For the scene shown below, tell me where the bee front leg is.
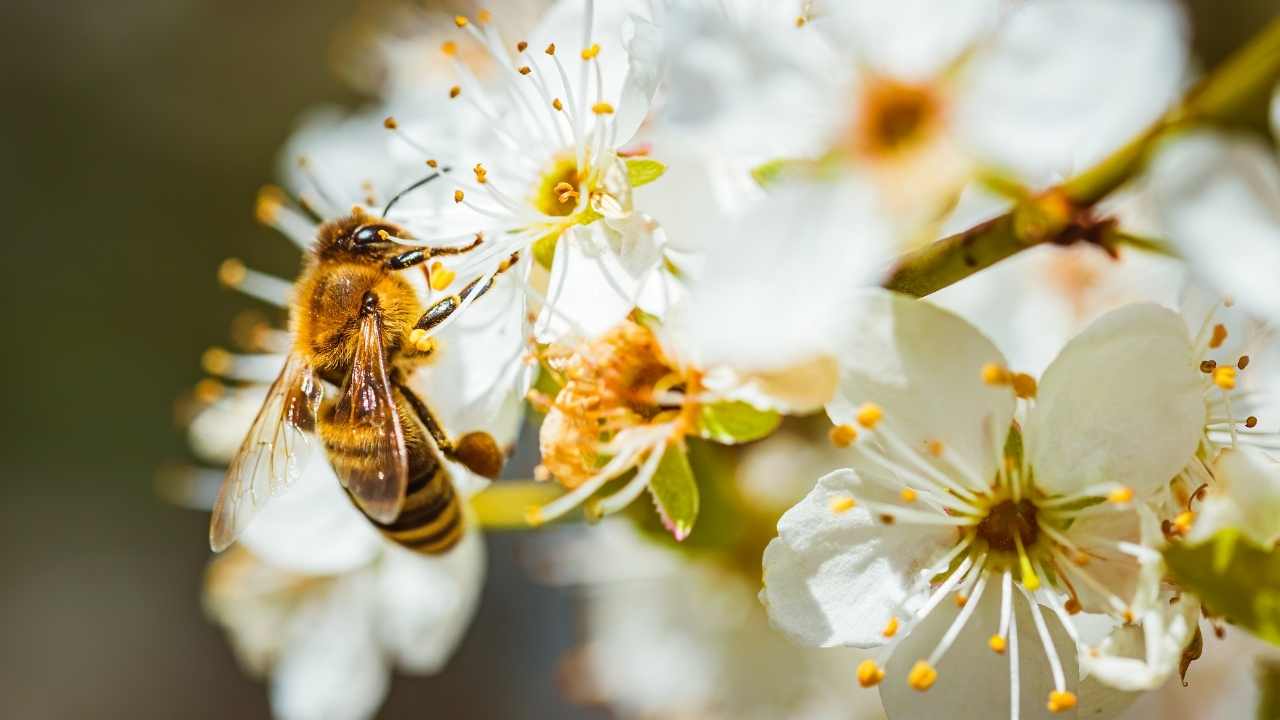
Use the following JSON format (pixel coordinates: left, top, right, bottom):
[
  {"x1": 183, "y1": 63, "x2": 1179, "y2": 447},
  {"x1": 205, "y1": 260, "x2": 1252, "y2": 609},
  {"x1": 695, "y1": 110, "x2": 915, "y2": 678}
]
[{"x1": 410, "y1": 251, "x2": 521, "y2": 334}]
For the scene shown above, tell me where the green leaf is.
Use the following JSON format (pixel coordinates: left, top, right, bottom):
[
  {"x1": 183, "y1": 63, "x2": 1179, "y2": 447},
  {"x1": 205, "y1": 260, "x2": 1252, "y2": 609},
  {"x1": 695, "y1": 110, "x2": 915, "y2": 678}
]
[
  {"x1": 625, "y1": 158, "x2": 666, "y2": 187},
  {"x1": 647, "y1": 443, "x2": 699, "y2": 541},
  {"x1": 695, "y1": 401, "x2": 781, "y2": 445},
  {"x1": 1164, "y1": 529, "x2": 1280, "y2": 646}
]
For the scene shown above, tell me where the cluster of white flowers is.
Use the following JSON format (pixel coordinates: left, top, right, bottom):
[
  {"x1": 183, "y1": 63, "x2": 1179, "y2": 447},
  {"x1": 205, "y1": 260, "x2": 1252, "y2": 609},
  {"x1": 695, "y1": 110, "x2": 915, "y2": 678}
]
[{"x1": 181, "y1": 1, "x2": 1280, "y2": 719}]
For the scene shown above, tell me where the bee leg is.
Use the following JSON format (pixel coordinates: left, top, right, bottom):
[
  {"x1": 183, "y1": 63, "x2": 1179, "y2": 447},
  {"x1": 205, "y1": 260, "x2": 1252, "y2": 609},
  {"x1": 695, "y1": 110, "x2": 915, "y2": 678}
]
[
  {"x1": 411, "y1": 251, "x2": 521, "y2": 333},
  {"x1": 396, "y1": 382, "x2": 504, "y2": 479},
  {"x1": 386, "y1": 235, "x2": 485, "y2": 270}
]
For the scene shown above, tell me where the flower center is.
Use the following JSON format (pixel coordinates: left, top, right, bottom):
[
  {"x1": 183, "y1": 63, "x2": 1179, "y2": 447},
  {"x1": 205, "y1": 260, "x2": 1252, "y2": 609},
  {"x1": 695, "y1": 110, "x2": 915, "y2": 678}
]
[
  {"x1": 975, "y1": 498, "x2": 1039, "y2": 553},
  {"x1": 851, "y1": 78, "x2": 941, "y2": 158},
  {"x1": 533, "y1": 153, "x2": 583, "y2": 217}
]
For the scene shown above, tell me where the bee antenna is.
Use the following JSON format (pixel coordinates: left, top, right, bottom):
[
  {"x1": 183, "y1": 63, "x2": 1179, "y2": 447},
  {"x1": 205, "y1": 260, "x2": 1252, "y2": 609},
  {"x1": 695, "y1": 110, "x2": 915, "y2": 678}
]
[{"x1": 382, "y1": 167, "x2": 452, "y2": 217}]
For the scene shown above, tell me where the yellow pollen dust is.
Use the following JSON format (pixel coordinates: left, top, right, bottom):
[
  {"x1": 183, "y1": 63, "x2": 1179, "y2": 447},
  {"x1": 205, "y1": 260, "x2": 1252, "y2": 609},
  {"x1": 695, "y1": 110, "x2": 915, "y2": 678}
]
[
  {"x1": 882, "y1": 616, "x2": 899, "y2": 638},
  {"x1": 592, "y1": 102, "x2": 615, "y2": 115},
  {"x1": 581, "y1": 43, "x2": 601, "y2": 60},
  {"x1": 1214, "y1": 366, "x2": 1238, "y2": 390},
  {"x1": 453, "y1": 15, "x2": 469, "y2": 28},
  {"x1": 988, "y1": 635, "x2": 1007, "y2": 654},
  {"x1": 440, "y1": 41, "x2": 457, "y2": 56},
  {"x1": 407, "y1": 328, "x2": 436, "y2": 354},
  {"x1": 829, "y1": 424, "x2": 858, "y2": 447},
  {"x1": 1209, "y1": 323, "x2": 1228, "y2": 349},
  {"x1": 1107, "y1": 486, "x2": 1134, "y2": 504},
  {"x1": 429, "y1": 262, "x2": 456, "y2": 291},
  {"x1": 900, "y1": 487, "x2": 918, "y2": 503},
  {"x1": 1047, "y1": 690, "x2": 1078, "y2": 713},
  {"x1": 856, "y1": 403, "x2": 884, "y2": 429},
  {"x1": 907, "y1": 661, "x2": 938, "y2": 691},
  {"x1": 982, "y1": 363, "x2": 1011, "y2": 386},
  {"x1": 829, "y1": 496, "x2": 856, "y2": 514},
  {"x1": 1012, "y1": 372, "x2": 1037, "y2": 399},
  {"x1": 217, "y1": 258, "x2": 247, "y2": 287},
  {"x1": 856, "y1": 660, "x2": 885, "y2": 688}
]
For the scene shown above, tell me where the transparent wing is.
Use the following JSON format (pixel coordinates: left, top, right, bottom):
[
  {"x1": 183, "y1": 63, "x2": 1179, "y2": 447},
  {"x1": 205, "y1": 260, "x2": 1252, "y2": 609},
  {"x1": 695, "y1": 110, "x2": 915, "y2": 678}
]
[
  {"x1": 209, "y1": 353, "x2": 323, "y2": 551},
  {"x1": 330, "y1": 310, "x2": 409, "y2": 523}
]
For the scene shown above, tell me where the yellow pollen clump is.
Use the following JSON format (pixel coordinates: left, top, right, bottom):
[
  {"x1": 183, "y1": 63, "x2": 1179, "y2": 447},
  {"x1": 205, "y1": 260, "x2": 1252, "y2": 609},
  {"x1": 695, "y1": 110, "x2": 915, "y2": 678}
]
[
  {"x1": 907, "y1": 661, "x2": 938, "y2": 691},
  {"x1": 581, "y1": 43, "x2": 601, "y2": 60},
  {"x1": 1209, "y1": 323, "x2": 1228, "y2": 349},
  {"x1": 1012, "y1": 372, "x2": 1038, "y2": 399},
  {"x1": 1213, "y1": 366, "x2": 1238, "y2": 390},
  {"x1": 592, "y1": 102, "x2": 615, "y2": 115},
  {"x1": 882, "y1": 616, "x2": 899, "y2": 638},
  {"x1": 440, "y1": 41, "x2": 457, "y2": 56},
  {"x1": 829, "y1": 424, "x2": 858, "y2": 448},
  {"x1": 449, "y1": 85, "x2": 462, "y2": 99},
  {"x1": 988, "y1": 635, "x2": 1007, "y2": 654},
  {"x1": 454, "y1": 190, "x2": 465, "y2": 203},
  {"x1": 1107, "y1": 486, "x2": 1134, "y2": 504},
  {"x1": 408, "y1": 329, "x2": 436, "y2": 354},
  {"x1": 429, "y1": 263, "x2": 456, "y2": 291},
  {"x1": 900, "y1": 487, "x2": 918, "y2": 503},
  {"x1": 856, "y1": 402, "x2": 884, "y2": 429},
  {"x1": 217, "y1": 258, "x2": 247, "y2": 287},
  {"x1": 856, "y1": 660, "x2": 885, "y2": 688},
  {"x1": 829, "y1": 496, "x2": 856, "y2": 514},
  {"x1": 1047, "y1": 690, "x2": 1078, "y2": 713},
  {"x1": 982, "y1": 362, "x2": 1011, "y2": 386},
  {"x1": 453, "y1": 15, "x2": 469, "y2": 28}
]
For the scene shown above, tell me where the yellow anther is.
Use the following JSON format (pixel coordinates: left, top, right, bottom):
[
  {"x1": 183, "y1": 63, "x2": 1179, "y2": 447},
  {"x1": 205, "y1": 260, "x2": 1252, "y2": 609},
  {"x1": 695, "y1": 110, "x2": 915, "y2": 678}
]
[
  {"x1": 473, "y1": 163, "x2": 488, "y2": 183},
  {"x1": 829, "y1": 424, "x2": 858, "y2": 448},
  {"x1": 524, "y1": 506, "x2": 544, "y2": 527},
  {"x1": 193, "y1": 378, "x2": 224, "y2": 403},
  {"x1": 552, "y1": 98, "x2": 564, "y2": 111},
  {"x1": 382, "y1": 116, "x2": 398, "y2": 130},
  {"x1": 856, "y1": 660, "x2": 885, "y2": 688},
  {"x1": 581, "y1": 43, "x2": 601, "y2": 60},
  {"x1": 217, "y1": 258, "x2": 247, "y2": 287},
  {"x1": 1209, "y1": 323, "x2": 1228, "y2": 349},
  {"x1": 1073, "y1": 552, "x2": 1091, "y2": 568},
  {"x1": 454, "y1": 190, "x2": 465, "y2": 203},
  {"x1": 1047, "y1": 690, "x2": 1078, "y2": 713},
  {"x1": 829, "y1": 496, "x2": 856, "y2": 514},
  {"x1": 592, "y1": 102, "x2": 615, "y2": 115},
  {"x1": 201, "y1": 347, "x2": 232, "y2": 375},
  {"x1": 518, "y1": 65, "x2": 532, "y2": 75},
  {"x1": 1107, "y1": 486, "x2": 1134, "y2": 504},
  {"x1": 453, "y1": 15, "x2": 469, "y2": 28},
  {"x1": 517, "y1": 41, "x2": 528, "y2": 52},
  {"x1": 795, "y1": 16, "x2": 807, "y2": 27},
  {"x1": 882, "y1": 616, "x2": 899, "y2": 638},
  {"x1": 988, "y1": 635, "x2": 1007, "y2": 654},
  {"x1": 1018, "y1": 549, "x2": 1040, "y2": 591},
  {"x1": 545, "y1": 42, "x2": 556, "y2": 55},
  {"x1": 1173, "y1": 511, "x2": 1195, "y2": 535},
  {"x1": 476, "y1": 9, "x2": 491, "y2": 24},
  {"x1": 1239, "y1": 355, "x2": 1251, "y2": 370},
  {"x1": 1065, "y1": 597, "x2": 1082, "y2": 615},
  {"x1": 254, "y1": 185, "x2": 286, "y2": 224},
  {"x1": 907, "y1": 661, "x2": 938, "y2": 691},
  {"x1": 1012, "y1": 372, "x2": 1038, "y2": 399},
  {"x1": 927, "y1": 439, "x2": 944, "y2": 457},
  {"x1": 1122, "y1": 609, "x2": 1134, "y2": 624},
  {"x1": 440, "y1": 41, "x2": 457, "y2": 56},
  {"x1": 1200, "y1": 359, "x2": 1217, "y2": 374},
  {"x1": 855, "y1": 402, "x2": 884, "y2": 429},
  {"x1": 900, "y1": 487, "x2": 918, "y2": 503},
  {"x1": 449, "y1": 85, "x2": 462, "y2": 99},
  {"x1": 982, "y1": 362, "x2": 1011, "y2": 386},
  {"x1": 427, "y1": 159, "x2": 439, "y2": 169},
  {"x1": 1214, "y1": 366, "x2": 1238, "y2": 390},
  {"x1": 430, "y1": 264, "x2": 457, "y2": 291},
  {"x1": 954, "y1": 593, "x2": 968, "y2": 608},
  {"x1": 1247, "y1": 416, "x2": 1259, "y2": 428}
]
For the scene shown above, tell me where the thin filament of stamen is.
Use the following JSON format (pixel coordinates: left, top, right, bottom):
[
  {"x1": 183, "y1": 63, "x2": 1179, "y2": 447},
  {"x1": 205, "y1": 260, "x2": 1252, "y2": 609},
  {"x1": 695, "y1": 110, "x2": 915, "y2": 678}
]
[
  {"x1": 927, "y1": 573, "x2": 990, "y2": 666},
  {"x1": 1020, "y1": 587, "x2": 1067, "y2": 692}
]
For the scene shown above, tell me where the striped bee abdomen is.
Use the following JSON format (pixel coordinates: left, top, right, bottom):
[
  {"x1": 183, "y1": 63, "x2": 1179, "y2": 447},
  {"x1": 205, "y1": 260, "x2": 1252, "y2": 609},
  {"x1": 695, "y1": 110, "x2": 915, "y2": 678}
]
[{"x1": 371, "y1": 459, "x2": 463, "y2": 554}]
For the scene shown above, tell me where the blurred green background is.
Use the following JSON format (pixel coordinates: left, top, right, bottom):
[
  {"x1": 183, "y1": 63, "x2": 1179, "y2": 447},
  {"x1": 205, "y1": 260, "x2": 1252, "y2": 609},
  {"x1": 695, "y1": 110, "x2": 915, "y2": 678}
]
[{"x1": 0, "y1": 0, "x2": 1274, "y2": 717}]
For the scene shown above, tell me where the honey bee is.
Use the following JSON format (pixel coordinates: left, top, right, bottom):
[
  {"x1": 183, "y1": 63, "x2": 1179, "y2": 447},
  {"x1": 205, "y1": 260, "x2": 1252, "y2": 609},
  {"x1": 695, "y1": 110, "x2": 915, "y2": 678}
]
[{"x1": 210, "y1": 178, "x2": 520, "y2": 555}]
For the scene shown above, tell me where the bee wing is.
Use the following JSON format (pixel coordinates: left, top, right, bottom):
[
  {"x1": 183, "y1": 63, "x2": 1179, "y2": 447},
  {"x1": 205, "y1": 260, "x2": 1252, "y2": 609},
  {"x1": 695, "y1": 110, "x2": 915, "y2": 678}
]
[
  {"x1": 210, "y1": 353, "x2": 324, "y2": 551},
  {"x1": 330, "y1": 309, "x2": 409, "y2": 524}
]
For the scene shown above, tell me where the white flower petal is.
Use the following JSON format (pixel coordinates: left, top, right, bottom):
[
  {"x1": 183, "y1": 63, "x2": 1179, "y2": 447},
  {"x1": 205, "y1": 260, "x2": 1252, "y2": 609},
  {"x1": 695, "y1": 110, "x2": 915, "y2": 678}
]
[
  {"x1": 238, "y1": 452, "x2": 384, "y2": 575},
  {"x1": 700, "y1": 356, "x2": 840, "y2": 415},
  {"x1": 761, "y1": 469, "x2": 954, "y2": 648},
  {"x1": 1028, "y1": 304, "x2": 1203, "y2": 497},
  {"x1": 1080, "y1": 591, "x2": 1199, "y2": 692},
  {"x1": 1062, "y1": 508, "x2": 1155, "y2": 616},
  {"x1": 270, "y1": 576, "x2": 389, "y2": 720},
  {"x1": 614, "y1": 13, "x2": 662, "y2": 145},
  {"x1": 960, "y1": 0, "x2": 1188, "y2": 186},
  {"x1": 1148, "y1": 131, "x2": 1280, "y2": 319},
  {"x1": 1186, "y1": 446, "x2": 1280, "y2": 546},
  {"x1": 827, "y1": 289, "x2": 1015, "y2": 484},
  {"x1": 534, "y1": 227, "x2": 639, "y2": 344},
  {"x1": 881, "y1": 590, "x2": 1078, "y2": 720},
  {"x1": 376, "y1": 527, "x2": 485, "y2": 673},
  {"x1": 666, "y1": 178, "x2": 895, "y2": 376}
]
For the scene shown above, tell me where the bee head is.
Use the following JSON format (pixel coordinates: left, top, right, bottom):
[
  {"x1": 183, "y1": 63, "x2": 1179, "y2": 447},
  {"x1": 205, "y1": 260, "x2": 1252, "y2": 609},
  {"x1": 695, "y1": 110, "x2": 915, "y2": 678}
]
[{"x1": 314, "y1": 210, "x2": 411, "y2": 261}]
